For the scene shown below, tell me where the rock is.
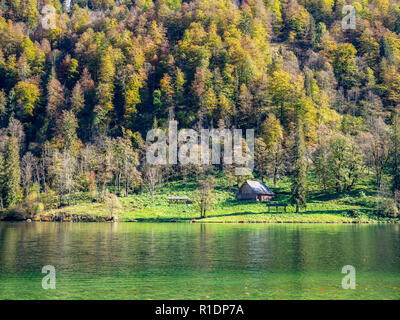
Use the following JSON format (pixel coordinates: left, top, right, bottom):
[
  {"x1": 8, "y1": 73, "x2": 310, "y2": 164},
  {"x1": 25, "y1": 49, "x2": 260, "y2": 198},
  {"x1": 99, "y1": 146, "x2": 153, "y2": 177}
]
[
  {"x1": 26, "y1": 219, "x2": 32, "y2": 222},
  {"x1": 111, "y1": 216, "x2": 119, "y2": 222}
]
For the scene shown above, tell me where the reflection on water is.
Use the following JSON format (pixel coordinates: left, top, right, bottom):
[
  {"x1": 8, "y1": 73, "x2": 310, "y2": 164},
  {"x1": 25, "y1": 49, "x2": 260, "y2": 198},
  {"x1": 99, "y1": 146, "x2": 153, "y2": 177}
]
[{"x1": 0, "y1": 222, "x2": 399, "y2": 299}]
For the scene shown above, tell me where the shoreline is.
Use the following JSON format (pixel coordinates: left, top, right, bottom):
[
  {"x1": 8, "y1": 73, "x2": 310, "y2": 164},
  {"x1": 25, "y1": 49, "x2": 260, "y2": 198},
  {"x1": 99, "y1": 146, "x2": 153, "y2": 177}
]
[{"x1": 1, "y1": 217, "x2": 398, "y2": 224}]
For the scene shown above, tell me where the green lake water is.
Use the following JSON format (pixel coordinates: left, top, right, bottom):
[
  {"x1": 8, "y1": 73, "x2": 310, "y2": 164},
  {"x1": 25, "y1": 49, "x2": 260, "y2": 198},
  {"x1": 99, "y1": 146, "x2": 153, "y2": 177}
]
[{"x1": 0, "y1": 222, "x2": 399, "y2": 300}]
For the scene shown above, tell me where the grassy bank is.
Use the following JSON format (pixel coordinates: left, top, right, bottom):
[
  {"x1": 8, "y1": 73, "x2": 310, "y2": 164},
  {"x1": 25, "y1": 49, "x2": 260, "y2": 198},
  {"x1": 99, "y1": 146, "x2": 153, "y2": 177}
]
[{"x1": 13, "y1": 175, "x2": 398, "y2": 224}]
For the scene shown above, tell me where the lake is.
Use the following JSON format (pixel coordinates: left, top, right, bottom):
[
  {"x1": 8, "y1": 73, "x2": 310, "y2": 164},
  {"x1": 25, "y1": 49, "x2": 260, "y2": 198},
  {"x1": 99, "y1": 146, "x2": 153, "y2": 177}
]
[{"x1": 0, "y1": 222, "x2": 399, "y2": 299}]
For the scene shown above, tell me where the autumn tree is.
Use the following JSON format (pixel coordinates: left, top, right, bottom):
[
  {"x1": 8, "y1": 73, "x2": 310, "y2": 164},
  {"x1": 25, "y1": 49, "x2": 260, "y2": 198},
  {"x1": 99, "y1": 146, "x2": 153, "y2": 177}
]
[
  {"x1": 14, "y1": 81, "x2": 40, "y2": 118},
  {"x1": 193, "y1": 177, "x2": 217, "y2": 218},
  {"x1": 262, "y1": 114, "x2": 285, "y2": 186},
  {"x1": 70, "y1": 82, "x2": 85, "y2": 115},
  {"x1": 61, "y1": 110, "x2": 80, "y2": 156},
  {"x1": 46, "y1": 76, "x2": 65, "y2": 134}
]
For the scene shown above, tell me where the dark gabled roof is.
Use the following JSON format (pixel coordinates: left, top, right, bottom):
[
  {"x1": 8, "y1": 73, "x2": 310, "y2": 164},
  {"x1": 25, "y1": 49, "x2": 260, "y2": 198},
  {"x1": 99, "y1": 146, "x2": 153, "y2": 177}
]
[{"x1": 242, "y1": 180, "x2": 275, "y2": 195}]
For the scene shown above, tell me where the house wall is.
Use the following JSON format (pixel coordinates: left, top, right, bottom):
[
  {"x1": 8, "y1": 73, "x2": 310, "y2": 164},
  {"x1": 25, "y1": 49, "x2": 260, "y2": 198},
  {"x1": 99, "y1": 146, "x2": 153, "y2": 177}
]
[
  {"x1": 237, "y1": 184, "x2": 258, "y2": 200},
  {"x1": 257, "y1": 195, "x2": 273, "y2": 202}
]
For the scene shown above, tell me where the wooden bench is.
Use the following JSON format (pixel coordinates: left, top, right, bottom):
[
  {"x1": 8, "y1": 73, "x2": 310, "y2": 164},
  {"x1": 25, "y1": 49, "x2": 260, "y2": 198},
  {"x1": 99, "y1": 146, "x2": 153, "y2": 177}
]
[
  {"x1": 266, "y1": 203, "x2": 287, "y2": 212},
  {"x1": 168, "y1": 197, "x2": 190, "y2": 204}
]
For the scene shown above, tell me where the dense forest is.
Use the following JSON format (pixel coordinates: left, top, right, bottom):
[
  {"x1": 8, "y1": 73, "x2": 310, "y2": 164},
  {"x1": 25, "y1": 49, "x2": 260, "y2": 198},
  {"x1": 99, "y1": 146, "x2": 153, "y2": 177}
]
[{"x1": 1, "y1": 0, "x2": 400, "y2": 217}]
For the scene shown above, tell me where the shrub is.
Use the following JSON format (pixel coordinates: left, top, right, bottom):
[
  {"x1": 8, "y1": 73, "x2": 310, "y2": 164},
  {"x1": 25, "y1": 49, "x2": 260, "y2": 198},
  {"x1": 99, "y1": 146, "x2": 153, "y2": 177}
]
[
  {"x1": 3, "y1": 206, "x2": 27, "y2": 221},
  {"x1": 4, "y1": 189, "x2": 47, "y2": 220},
  {"x1": 347, "y1": 209, "x2": 361, "y2": 218},
  {"x1": 105, "y1": 193, "x2": 122, "y2": 217},
  {"x1": 41, "y1": 189, "x2": 60, "y2": 210},
  {"x1": 377, "y1": 198, "x2": 398, "y2": 218},
  {"x1": 339, "y1": 192, "x2": 376, "y2": 207},
  {"x1": 33, "y1": 202, "x2": 44, "y2": 216}
]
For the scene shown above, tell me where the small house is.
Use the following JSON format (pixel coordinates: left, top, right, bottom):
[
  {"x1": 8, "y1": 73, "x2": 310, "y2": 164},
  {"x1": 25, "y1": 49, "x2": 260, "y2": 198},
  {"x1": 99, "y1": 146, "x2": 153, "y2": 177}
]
[{"x1": 236, "y1": 180, "x2": 275, "y2": 202}]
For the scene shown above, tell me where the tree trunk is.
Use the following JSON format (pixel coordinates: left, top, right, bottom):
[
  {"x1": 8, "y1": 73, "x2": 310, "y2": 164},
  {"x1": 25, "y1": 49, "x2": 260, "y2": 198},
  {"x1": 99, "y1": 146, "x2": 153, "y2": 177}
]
[{"x1": 118, "y1": 173, "x2": 121, "y2": 195}]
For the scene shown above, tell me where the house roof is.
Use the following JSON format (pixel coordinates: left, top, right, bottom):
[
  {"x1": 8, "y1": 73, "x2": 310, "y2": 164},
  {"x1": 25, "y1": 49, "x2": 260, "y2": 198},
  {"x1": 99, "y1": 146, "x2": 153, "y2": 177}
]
[{"x1": 243, "y1": 180, "x2": 275, "y2": 195}]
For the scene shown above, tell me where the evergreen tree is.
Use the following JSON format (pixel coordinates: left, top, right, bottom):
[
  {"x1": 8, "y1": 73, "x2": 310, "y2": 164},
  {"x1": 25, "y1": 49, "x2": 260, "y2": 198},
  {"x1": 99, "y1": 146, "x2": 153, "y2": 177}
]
[
  {"x1": 290, "y1": 116, "x2": 307, "y2": 213},
  {"x1": 0, "y1": 151, "x2": 4, "y2": 209},
  {"x1": 391, "y1": 110, "x2": 400, "y2": 193},
  {"x1": 70, "y1": 82, "x2": 85, "y2": 115},
  {"x1": 3, "y1": 136, "x2": 22, "y2": 207},
  {"x1": 61, "y1": 110, "x2": 80, "y2": 156}
]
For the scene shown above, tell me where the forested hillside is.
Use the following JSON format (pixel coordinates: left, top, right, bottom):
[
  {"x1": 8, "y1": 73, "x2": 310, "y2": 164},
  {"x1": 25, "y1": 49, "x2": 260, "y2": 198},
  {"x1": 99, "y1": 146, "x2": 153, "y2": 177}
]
[{"x1": 1, "y1": 0, "x2": 400, "y2": 217}]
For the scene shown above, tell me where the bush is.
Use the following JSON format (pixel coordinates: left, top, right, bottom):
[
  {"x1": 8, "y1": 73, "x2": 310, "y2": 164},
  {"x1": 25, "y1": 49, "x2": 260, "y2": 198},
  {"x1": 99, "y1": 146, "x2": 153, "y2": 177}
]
[
  {"x1": 3, "y1": 206, "x2": 27, "y2": 221},
  {"x1": 105, "y1": 193, "x2": 122, "y2": 217},
  {"x1": 33, "y1": 202, "x2": 44, "y2": 216},
  {"x1": 3, "y1": 190, "x2": 46, "y2": 220},
  {"x1": 347, "y1": 209, "x2": 361, "y2": 218},
  {"x1": 41, "y1": 189, "x2": 60, "y2": 210},
  {"x1": 377, "y1": 198, "x2": 398, "y2": 218},
  {"x1": 339, "y1": 193, "x2": 376, "y2": 207}
]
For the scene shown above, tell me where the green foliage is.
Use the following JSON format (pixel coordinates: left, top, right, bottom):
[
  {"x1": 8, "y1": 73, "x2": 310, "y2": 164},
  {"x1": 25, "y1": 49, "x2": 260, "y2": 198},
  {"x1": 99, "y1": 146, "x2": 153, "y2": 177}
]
[
  {"x1": 347, "y1": 209, "x2": 361, "y2": 218},
  {"x1": 290, "y1": 117, "x2": 307, "y2": 212},
  {"x1": 41, "y1": 188, "x2": 60, "y2": 210},
  {"x1": 391, "y1": 111, "x2": 400, "y2": 193},
  {"x1": 61, "y1": 110, "x2": 80, "y2": 156},
  {"x1": 376, "y1": 197, "x2": 399, "y2": 218},
  {"x1": 328, "y1": 134, "x2": 363, "y2": 193},
  {"x1": 193, "y1": 177, "x2": 217, "y2": 218},
  {"x1": 14, "y1": 81, "x2": 40, "y2": 117}
]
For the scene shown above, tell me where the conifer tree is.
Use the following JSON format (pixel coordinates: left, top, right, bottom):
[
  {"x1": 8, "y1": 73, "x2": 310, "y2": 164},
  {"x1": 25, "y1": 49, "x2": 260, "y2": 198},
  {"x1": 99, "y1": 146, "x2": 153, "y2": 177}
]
[
  {"x1": 291, "y1": 116, "x2": 307, "y2": 213},
  {"x1": 61, "y1": 110, "x2": 80, "y2": 156},
  {"x1": 391, "y1": 110, "x2": 400, "y2": 193},
  {"x1": 0, "y1": 151, "x2": 4, "y2": 209},
  {"x1": 70, "y1": 82, "x2": 85, "y2": 115},
  {"x1": 4, "y1": 136, "x2": 22, "y2": 207}
]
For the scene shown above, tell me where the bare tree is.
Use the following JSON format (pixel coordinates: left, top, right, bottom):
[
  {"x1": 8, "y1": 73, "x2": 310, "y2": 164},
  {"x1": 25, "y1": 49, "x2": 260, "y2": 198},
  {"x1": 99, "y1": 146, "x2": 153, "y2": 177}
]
[
  {"x1": 21, "y1": 152, "x2": 38, "y2": 195},
  {"x1": 112, "y1": 137, "x2": 141, "y2": 196},
  {"x1": 144, "y1": 165, "x2": 162, "y2": 204},
  {"x1": 95, "y1": 138, "x2": 114, "y2": 201},
  {"x1": 358, "y1": 117, "x2": 391, "y2": 190},
  {"x1": 104, "y1": 190, "x2": 121, "y2": 219},
  {"x1": 62, "y1": 151, "x2": 76, "y2": 206}
]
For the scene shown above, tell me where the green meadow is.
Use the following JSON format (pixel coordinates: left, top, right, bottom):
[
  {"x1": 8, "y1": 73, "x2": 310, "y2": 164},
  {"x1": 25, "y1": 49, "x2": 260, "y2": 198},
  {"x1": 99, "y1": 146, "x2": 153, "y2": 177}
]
[{"x1": 42, "y1": 174, "x2": 398, "y2": 223}]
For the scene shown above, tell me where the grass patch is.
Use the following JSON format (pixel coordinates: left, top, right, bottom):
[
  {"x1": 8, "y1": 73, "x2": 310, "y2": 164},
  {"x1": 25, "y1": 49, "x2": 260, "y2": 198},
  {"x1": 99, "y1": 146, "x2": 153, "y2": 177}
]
[{"x1": 38, "y1": 174, "x2": 400, "y2": 223}]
